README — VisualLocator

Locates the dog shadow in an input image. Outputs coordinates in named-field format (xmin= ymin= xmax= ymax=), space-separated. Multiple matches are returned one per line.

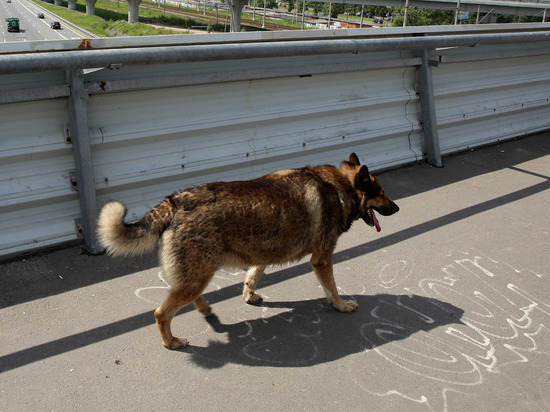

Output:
xmin=184 ymin=294 xmax=464 ymax=369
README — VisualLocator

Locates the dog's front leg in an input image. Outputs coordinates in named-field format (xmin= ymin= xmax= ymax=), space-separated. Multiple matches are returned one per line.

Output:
xmin=243 ymin=265 xmax=266 ymax=305
xmin=310 ymin=252 xmax=357 ymax=312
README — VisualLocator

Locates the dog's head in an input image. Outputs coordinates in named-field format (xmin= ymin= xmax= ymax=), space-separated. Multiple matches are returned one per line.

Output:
xmin=341 ymin=153 xmax=399 ymax=232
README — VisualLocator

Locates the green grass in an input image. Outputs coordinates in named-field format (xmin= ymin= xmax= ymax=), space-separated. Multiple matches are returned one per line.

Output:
xmin=33 ymin=0 xmax=110 ymax=36
xmin=31 ymin=0 xmax=380 ymax=38
xmin=31 ymin=0 xmax=210 ymax=36
xmin=32 ymin=0 xmax=304 ymax=37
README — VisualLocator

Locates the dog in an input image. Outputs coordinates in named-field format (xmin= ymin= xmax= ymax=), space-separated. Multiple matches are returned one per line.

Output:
xmin=97 ymin=153 xmax=399 ymax=349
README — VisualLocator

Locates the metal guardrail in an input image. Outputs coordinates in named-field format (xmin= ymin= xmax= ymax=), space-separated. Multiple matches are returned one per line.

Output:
xmin=1 ymin=25 xmax=550 ymax=259
xmin=1 ymin=30 xmax=549 ymax=74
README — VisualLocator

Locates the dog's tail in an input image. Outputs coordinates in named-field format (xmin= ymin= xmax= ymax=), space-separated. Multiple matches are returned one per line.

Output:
xmin=97 ymin=198 xmax=176 ymax=257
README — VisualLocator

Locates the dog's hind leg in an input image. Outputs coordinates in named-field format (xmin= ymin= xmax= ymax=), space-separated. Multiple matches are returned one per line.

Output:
xmin=310 ymin=252 xmax=358 ymax=313
xmin=193 ymin=296 xmax=212 ymax=316
xmin=243 ymin=265 xmax=266 ymax=305
xmin=154 ymin=276 xmax=215 ymax=349
xmin=154 ymin=289 xmax=194 ymax=349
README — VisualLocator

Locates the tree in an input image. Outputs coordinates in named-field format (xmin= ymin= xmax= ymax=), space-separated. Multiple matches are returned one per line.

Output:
xmin=392 ymin=7 xmax=454 ymax=26
xmin=248 ymin=0 xmax=277 ymax=9
xmin=287 ymin=0 xmax=295 ymax=13
xmin=495 ymin=13 xmax=540 ymax=23
xmin=322 ymin=2 xmax=345 ymax=18
xmin=308 ymin=1 xmax=323 ymax=15
xmin=370 ymin=6 xmax=390 ymax=18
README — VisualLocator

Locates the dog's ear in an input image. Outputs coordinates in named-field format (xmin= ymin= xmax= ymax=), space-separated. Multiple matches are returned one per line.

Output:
xmin=349 ymin=153 xmax=361 ymax=166
xmin=355 ymin=165 xmax=371 ymax=188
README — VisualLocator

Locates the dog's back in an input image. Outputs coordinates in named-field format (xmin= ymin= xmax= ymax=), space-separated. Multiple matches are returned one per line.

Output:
xmin=162 ymin=165 xmax=356 ymax=269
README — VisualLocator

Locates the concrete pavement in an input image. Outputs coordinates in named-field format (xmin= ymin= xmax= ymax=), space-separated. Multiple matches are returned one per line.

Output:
xmin=1 ymin=132 xmax=549 ymax=411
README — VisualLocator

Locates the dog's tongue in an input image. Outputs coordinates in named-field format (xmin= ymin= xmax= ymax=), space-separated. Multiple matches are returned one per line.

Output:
xmin=369 ymin=208 xmax=381 ymax=232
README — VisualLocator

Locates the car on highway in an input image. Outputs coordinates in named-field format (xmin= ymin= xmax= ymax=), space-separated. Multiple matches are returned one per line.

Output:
xmin=37 ymin=13 xmax=44 ymax=18
xmin=50 ymin=21 xmax=61 ymax=29
xmin=6 ymin=17 xmax=20 ymax=32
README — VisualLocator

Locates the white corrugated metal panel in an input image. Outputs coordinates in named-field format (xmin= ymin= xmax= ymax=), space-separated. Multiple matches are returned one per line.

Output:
xmin=0 ymin=71 xmax=66 ymax=92
xmin=433 ymin=50 xmax=550 ymax=154
xmin=89 ymin=56 xmax=422 ymax=220
xmin=2 ymin=27 xmax=550 ymax=259
xmin=0 ymin=93 xmax=80 ymax=257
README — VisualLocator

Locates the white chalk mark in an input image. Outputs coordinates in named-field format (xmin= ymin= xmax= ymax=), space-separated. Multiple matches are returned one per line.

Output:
xmin=374 ymin=257 xmax=414 ymax=289
xmin=131 ymin=249 xmax=548 ymax=410
xmin=134 ymin=270 xmax=170 ymax=304
xmin=243 ymin=335 xmax=319 ymax=365
xmin=353 ymin=250 xmax=549 ymax=410
xmin=237 ymin=320 xmax=255 ymax=341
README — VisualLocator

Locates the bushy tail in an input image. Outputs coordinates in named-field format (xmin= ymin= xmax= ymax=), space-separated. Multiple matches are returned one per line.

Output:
xmin=97 ymin=198 xmax=175 ymax=257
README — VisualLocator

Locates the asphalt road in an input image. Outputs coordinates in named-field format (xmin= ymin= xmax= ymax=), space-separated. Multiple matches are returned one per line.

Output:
xmin=1 ymin=132 xmax=549 ymax=411
xmin=1 ymin=0 xmax=84 ymax=42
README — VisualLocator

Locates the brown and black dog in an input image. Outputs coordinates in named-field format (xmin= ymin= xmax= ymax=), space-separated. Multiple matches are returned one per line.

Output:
xmin=97 ymin=153 xmax=399 ymax=349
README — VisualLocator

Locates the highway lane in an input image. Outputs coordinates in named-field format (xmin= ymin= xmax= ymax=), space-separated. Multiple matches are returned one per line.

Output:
xmin=1 ymin=0 xmax=85 ymax=42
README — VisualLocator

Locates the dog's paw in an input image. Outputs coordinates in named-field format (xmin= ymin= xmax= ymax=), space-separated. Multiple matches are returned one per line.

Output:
xmin=195 ymin=302 xmax=212 ymax=316
xmin=244 ymin=292 xmax=263 ymax=305
xmin=334 ymin=299 xmax=358 ymax=313
xmin=164 ymin=336 xmax=189 ymax=350
xmin=201 ymin=306 xmax=213 ymax=317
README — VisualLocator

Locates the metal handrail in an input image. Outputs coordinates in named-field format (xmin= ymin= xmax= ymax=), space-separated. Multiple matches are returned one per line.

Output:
xmin=1 ymin=30 xmax=549 ymax=74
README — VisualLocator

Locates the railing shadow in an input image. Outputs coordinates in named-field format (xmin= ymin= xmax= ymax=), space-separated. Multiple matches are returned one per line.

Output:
xmin=0 ymin=293 xmax=463 ymax=373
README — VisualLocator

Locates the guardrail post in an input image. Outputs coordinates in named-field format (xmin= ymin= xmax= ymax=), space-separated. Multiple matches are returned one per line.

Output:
xmin=66 ymin=69 xmax=102 ymax=254
xmin=417 ymin=48 xmax=443 ymax=167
